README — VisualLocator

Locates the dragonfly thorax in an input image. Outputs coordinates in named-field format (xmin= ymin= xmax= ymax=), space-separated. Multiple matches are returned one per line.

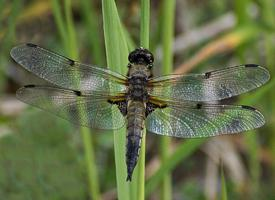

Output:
xmin=128 ymin=73 xmax=149 ymax=101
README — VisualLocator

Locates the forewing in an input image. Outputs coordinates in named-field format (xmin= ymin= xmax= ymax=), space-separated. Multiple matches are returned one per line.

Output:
xmin=16 ymin=85 xmax=125 ymax=129
xmin=149 ymin=65 xmax=270 ymax=101
xmin=145 ymin=101 xmax=265 ymax=138
xmin=11 ymin=43 xmax=127 ymax=93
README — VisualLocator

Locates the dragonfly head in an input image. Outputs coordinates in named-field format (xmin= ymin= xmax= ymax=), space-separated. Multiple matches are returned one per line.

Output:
xmin=128 ymin=47 xmax=154 ymax=68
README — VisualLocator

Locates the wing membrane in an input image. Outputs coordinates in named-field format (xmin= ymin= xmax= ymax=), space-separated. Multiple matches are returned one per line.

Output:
xmin=149 ymin=65 xmax=270 ymax=101
xmin=16 ymin=85 xmax=125 ymax=129
xmin=11 ymin=43 xmax=127 ymax=93
xmin=145 ymin=101 xmax=265 ymax=138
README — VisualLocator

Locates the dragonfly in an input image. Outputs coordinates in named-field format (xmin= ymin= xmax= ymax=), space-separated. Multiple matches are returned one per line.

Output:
xmin=10 ymin=43 xmax=270 ymax=181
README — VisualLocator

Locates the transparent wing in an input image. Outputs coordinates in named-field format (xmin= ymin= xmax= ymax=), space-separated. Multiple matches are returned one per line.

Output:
xmin=16 ymin=85 xmax=126 ymax=129
xmin=11 ymin=43 xmax=127 ymax=93
xmin=145 ymin=101 xmax=265 ymax=138
xmin=149 ymin=65 xmax=270 ymax=101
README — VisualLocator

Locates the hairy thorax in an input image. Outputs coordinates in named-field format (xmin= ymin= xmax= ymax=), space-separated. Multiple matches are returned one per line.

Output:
xmin=127 ymin=64 xmax=151 ymax=102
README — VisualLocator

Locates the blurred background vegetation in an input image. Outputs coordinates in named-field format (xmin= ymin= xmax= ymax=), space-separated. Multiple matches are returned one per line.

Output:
xmin=0 ymin=0 xmax=275 ymax=199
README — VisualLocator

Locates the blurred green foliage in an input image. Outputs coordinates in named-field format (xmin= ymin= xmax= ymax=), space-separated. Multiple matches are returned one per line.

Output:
xmin=0 ymin=110 xmax=87 ymax=199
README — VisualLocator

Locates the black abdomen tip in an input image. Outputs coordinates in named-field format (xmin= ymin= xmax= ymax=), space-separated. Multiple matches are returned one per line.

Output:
xmin=126 ymin=175 xmax=132 ymax=181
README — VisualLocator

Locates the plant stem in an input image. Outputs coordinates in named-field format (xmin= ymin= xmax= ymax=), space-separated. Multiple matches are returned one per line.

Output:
xmin=160 ymin=0 xmax=176 ymax=199
xmin=234 ymin=0 xmax=251 ymax=62
xmin=140 ymin=0 xmax=150 ymax=48
xmin=80 ymin=0 xmax=105 ymax=65
xmin=64 ymin=0 xmax=78 ymax=58
xmin=51 ymin=1 xmax=101 ymax=199
xmin=102 ymin=1 xmax=130 ymax=199
xmin=51 ymin=0 xmax=68 ymax=53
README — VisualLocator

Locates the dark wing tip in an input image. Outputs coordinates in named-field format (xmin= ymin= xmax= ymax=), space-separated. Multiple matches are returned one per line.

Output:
xmin=241 ymin=105 xmax=256 ymax=111
xmin=24 ymin=84 xmax=36 ymax=88
xmin=244 ymin=64 xmax=259 ymax=68
xmin=196 ymin=103 xmax=202 ymax=109
xmin=73 ymin=90 xmax=82 ymax=96
xmin=204 ymin=72 xmax=211 ymax=79
xmin=68 ymin=58 xmax=75 ymax=66
xmin=26 ymin=43 xmax=38 ymax=47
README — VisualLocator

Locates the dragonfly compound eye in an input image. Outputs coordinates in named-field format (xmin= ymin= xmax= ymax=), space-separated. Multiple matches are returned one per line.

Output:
xmin=128 ymin=47 xmax=154 ymax=66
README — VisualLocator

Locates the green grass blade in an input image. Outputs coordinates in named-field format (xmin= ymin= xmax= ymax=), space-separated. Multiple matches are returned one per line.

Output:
xmin=51 ymin=1 xmax=101 ymax=199
xmin=64 ymin=0 xmax=78 ymax=59
xmin=159 ymin=0 xmax=176 ymax=199
xmin=140 ymin=0 xmax=150 ymax=48
xmin=51 ymin=0 xmax=68 ymax=53
xmin=161 ymin=0 xmax=176 ymax=75
xmin=102 ymin=1 xmax=130 ymax=200
xmin=234 ymin=0 xmax=251 ymax=25
xmin=123 ymin=25 xmax=136 ymax=51
xmin=234 ymin=0 xmax=251 ymax=62
xmin=80 ymin=0 xmax=105 ymax=65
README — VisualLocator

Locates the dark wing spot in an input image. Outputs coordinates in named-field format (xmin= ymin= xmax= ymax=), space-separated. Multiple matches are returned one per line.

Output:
xmin=68 ymin=59 xmax=75 ymax=66
xmin=244 ymin=64 xmax=258 ymax=68
xmin=241 ymin=105 xmax=256 ymax=111
xmin=159 ymin=104 xmax=167 ymax=109
xmin=24 ymin=84 xmax=36 ymax=88
xmin=204 ymin=72 xmax=211 ymax=79
xmin=107 ymin=99 xmax=114 ymax=104
xmin=73 ymin=90 xmax=82 ymax=96
xmin=26 ymin=43 xmax=37 ymax=47
xmin=196 ymin=103 xmax=202 ymax=109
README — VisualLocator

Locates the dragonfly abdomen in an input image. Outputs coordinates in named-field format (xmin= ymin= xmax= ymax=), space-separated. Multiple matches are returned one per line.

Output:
xmin=126 ymin=100 xmax=146 ymax=181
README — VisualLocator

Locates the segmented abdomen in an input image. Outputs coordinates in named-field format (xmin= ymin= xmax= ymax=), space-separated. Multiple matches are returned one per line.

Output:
xmin=126 ymin=100 xmax=146 ymax=181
